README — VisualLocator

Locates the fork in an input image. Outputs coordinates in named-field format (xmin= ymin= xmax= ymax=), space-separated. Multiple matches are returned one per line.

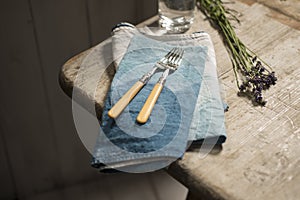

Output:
xmin=136 ymin=48 xmax=184 ymax=123
xmin=108 ymin=48 xmax=182 ymax=119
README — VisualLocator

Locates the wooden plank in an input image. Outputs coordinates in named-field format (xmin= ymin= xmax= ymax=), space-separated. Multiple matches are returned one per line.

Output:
xmin=59 ymin=0 xmax=300 ymax=199
xmin=87 ymin=0 xmax=157 ymax=45
xmin=0 ymin=130 xmax=16 ymax=199
xmin=168 ymin=2 xmax=300 ymax=200
xmin=59 ymin=18 xmax=158 ymax=116
xmin=87 ymin=0 xmax=138 ymax=45
xmin=30 ymin=0 xmax=98 ymax=188
xmin=256 ymin=0 xmax=300 ymax=21
xmin=136 ymin=0 xmax=158 ymax=22
xmin=0 ymin=0 xmax=62 ymax=197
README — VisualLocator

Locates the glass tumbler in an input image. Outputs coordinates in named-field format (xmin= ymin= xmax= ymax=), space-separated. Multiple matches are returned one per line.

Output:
xmin=158 ymin=0 xmax=196 ymax=33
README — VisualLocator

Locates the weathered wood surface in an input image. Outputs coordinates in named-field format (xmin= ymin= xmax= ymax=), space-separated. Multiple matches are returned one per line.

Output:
xmin=256 ymin=0 xmax=300 ymax=22
xmin=59 ymin=15 xmax=159 ymax=116
xmin=60 ymin=1 xmax=300 ymax=199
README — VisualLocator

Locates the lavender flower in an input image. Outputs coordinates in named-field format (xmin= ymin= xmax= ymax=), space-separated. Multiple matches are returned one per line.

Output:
xmin=197 ymin=0 xmax=277 ymax=105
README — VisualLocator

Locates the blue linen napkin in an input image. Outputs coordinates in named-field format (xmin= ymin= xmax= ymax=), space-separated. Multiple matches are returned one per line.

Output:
xmin=91 ymin=24 xmax=227 ymax=172
xmin=111 ymin=23 xmax=227 ymax=143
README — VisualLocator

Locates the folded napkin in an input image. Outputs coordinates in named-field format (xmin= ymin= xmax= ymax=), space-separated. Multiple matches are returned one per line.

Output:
xmin=91 ymin=23 xmax=226 ymax=172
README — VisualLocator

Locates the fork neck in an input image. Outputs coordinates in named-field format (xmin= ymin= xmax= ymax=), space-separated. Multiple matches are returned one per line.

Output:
xmin=139 ymin=67 xmax=158 ymax=84
xmin=157 ymin=68 xmax=170 ymax=85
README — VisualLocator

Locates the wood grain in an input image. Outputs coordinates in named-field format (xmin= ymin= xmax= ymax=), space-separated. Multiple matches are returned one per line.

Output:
xmin=59 ymin=1 xmax=300 ymax=199
xmin=0 ymin=0 xmax=61 ymax=197
xmin=256 ymin=0 xmax=300 ymax=21
xmin=169 ymin=2 xmax=300 ymax=200
xmin=30 ymin=0 xmax=99 ymax=189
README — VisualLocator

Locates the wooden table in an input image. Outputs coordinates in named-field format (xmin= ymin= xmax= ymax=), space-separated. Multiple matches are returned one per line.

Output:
xmin=60 ymin=1 xmax=300 ymax=199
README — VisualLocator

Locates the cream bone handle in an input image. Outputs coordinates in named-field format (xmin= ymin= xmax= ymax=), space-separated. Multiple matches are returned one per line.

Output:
xmin=136 ymin=69 xmax=169 ymax=124
xmin=108 ymin=81 xmax=144 ymax=119
xmin=136 ymin=83 xmax=164 ymax=124
xmin=108 ymin=67 xmax=158 ymax=119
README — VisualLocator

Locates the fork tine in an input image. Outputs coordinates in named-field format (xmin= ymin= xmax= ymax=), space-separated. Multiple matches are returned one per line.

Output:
xmin=159 ymin=47 xmax=184 ymax=68
xmin=177 ymin=49 xmax=184 ymax=66
xmin=167 ymin=48 xmax=178 ymax=61
xmin=160 ymin=47 xmax=178 ymax=63
xmin=169 ymin=48 xmax=183 ymax=68
xmin=173 ymin=49 xmax=182 ymax=64
xmin=164 ymin=48 xmax=176 ymax=59
xmin=169 ymin=48 xmax=180 ymax=64
xmin=176 ymin=49 xmax=184 ymax=65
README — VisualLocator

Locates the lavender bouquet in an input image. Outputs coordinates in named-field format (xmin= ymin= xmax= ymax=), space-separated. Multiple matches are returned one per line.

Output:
xmin=197 ymin=0 xmax=277 ymax=105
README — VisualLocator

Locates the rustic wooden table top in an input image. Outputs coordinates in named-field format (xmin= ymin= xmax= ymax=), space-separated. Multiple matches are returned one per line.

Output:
xmin=60 ymin=0 xmax=300 ymax=199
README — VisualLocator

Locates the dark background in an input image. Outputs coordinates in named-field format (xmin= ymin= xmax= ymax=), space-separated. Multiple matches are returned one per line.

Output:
xmin=0 ymin=0 xmax=157 ymax=199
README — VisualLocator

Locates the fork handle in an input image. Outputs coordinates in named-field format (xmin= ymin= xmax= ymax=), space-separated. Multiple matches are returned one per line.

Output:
xmin=108 ymin=81 xmax=144 ymax=119
xmin=136 ymin=83 xmax=163 ymax=124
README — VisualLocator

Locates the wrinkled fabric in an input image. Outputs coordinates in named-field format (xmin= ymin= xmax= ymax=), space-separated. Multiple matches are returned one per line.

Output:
xmin=92 ymin=23 xmax=226 ymax=171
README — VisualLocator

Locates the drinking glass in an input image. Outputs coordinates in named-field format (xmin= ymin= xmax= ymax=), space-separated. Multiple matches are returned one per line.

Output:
xmin=158 ymin=0 xmax=196 ymax=33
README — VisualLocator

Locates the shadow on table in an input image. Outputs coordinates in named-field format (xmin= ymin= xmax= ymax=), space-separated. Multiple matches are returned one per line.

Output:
xmin=186 ymin=139 xmax=223 ymax=155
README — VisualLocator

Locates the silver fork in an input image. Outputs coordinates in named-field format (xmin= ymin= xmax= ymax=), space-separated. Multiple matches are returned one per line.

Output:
xmin=108 ymin=47 xmax=183 ymax=119
xmin=136 ymin=48 xmax=184 ymax=123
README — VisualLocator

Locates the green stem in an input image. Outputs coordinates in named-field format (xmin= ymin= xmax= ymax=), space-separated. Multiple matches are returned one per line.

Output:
xmin=197 ymin=0 xmax=277 ymax=106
